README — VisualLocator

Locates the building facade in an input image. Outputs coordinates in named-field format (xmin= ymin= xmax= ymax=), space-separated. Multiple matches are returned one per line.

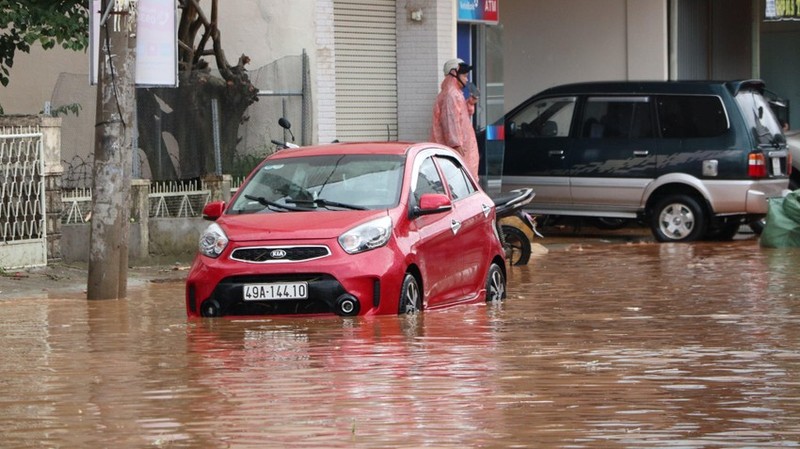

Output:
xmin=0 ymin=0 xmax=796 ymax=172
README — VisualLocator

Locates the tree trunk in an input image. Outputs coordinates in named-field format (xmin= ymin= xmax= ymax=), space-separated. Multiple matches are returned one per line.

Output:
xmin=87 ymin=2 xmax=136 ymax=300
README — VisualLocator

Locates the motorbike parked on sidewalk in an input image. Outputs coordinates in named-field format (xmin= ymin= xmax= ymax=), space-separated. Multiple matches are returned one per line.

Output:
xmin=491 ymin=188 xmax=541 ymax=266
xmin=271 ymin=117 xmax=301 ymax=149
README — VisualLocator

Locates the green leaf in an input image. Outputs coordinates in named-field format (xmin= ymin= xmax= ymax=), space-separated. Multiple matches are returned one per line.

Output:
xmin=0 ymin=1 xmax=89 ymax=86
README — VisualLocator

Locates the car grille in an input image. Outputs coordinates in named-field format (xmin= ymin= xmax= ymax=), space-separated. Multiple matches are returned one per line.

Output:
xmin=212 ymin=274 xmax=344 ymax=315
xmin=230 ymin=245 xmax=331 ymax=263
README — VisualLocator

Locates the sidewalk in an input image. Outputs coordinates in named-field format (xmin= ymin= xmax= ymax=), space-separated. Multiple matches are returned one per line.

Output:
xmin=0 ymin=260 xmax=190 ymax=299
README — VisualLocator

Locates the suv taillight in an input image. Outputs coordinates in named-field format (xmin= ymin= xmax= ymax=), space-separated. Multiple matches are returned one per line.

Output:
xmin=748 ymin=152 xmax=767 ymax=178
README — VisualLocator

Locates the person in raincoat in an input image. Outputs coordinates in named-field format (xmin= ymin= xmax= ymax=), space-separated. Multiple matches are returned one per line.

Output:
xmin=431 ymin=58 xmax=480 ymax=179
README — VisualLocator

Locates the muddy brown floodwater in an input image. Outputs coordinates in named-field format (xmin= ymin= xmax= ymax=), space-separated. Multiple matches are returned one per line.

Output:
xmin=2 ymin=232 xmax=800 ymax=448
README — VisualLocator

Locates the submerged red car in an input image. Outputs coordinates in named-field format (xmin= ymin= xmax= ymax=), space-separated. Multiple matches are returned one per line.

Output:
xmin=185 ymin=141 xmax=507 ymax=318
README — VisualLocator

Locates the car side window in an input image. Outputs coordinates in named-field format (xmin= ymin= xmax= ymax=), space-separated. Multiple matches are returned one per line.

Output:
xmin=657 ymin=95 xmax=728 ymax=138
xmin=580 ymin=96 xmax=653 ymax=139
xmin=436 ymin=156 xmax=475 ymax=201
xmin=413 ymin=157 xmax=446 ymax=203
xmin=509 ymin=96 xmax=576 ymax=138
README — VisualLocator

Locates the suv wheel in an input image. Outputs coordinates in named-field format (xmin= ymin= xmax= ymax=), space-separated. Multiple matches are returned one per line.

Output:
xmin=650 ymin=194 xmax=707 ymax=242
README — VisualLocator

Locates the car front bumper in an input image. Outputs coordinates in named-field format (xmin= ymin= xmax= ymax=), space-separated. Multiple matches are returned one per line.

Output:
xmin=185 ymin=242 xmax=406 ymax=318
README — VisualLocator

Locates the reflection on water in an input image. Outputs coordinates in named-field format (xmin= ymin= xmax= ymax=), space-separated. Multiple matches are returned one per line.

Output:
xmin=2 ymin=239 xmax=800 ymax=448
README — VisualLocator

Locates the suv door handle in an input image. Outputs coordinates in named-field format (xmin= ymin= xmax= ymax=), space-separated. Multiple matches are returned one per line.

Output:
xmin=548 ymin=150 xmax=565 ymax=157
xmin=633 ymin=150 xmax=649 ymax=157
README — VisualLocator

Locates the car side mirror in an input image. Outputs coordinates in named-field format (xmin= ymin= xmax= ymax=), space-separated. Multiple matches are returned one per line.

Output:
xmin=202 ymin=201 xmax=226 ymax=221
xmin=412 ymin=193 xmax=452 ymax=216
xmin=508 ymin=121 xmax=517 ymax=136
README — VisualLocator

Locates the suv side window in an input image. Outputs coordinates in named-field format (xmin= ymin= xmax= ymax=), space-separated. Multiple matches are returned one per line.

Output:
xmin=509 ymin=96 xmax=576 ymax=138
xmin=656 ymin=95 xmax=728 ymax=138
xmin=436 ymin=156 xmax=475 ymax=201
xmin=580 ymin=97 xmax=653 ymax=139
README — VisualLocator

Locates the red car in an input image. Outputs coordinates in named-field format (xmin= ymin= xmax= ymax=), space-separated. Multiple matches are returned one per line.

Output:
xmin=185 ymin=141 xmax=507 ymax=318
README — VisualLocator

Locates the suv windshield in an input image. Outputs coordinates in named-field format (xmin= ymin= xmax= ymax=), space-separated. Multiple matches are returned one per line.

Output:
xmin=230 ymin=154 xmax=405 ymax=214
xmin=735 ymin=88 xmax=786 ymax=146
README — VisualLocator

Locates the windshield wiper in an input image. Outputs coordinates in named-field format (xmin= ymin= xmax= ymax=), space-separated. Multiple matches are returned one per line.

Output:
xmin=287 ymin=198 xmax=367 ymax=210
xmin=244 ymin=194 xmax=311 ymax=212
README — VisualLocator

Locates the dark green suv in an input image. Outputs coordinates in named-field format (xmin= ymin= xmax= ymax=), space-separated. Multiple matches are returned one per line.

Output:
xmin=500 ymin=80 xmax=791 ymax=242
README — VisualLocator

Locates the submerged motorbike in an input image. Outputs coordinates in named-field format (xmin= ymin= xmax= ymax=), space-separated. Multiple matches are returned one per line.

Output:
xmin=491 ymin=188 xmax=542 ymax=266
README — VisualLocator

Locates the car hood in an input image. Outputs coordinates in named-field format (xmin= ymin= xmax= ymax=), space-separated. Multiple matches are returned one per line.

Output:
xmin=217 ymin=209 xmax=392 ymax=242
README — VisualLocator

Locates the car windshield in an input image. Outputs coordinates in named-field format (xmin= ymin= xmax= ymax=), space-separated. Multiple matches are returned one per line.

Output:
xmin=229 ymin=154 xmax=405 ymax=214
xmin=735 ymin=88 xmax=786 ymax=146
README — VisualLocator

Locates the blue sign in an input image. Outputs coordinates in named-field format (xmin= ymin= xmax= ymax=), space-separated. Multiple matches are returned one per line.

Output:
xmin=457 ymin=0 xmax=499 ymax=24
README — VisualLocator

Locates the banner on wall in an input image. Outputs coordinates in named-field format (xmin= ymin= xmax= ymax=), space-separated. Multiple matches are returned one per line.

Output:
xmin=90 ymin=0 xmax=178 ymax=86
xmin=765 ymin=0 xmax=800 ymax=21
xmin=457 ymin=0 xmax=499 ymax=24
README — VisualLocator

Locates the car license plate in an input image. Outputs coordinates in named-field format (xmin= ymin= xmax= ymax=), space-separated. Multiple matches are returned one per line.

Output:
xmin=243 ymin=282 xmax=308 ymax=301
xmin=772 ymin=157 xmax=781 ymax=175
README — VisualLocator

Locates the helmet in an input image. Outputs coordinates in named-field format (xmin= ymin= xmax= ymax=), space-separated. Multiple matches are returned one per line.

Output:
xmin=443 ymin=58 xmax=472 ymax=75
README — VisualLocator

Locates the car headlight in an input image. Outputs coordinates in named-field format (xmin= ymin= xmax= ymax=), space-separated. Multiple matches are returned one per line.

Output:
xmin=339 ymin=216 xmax=392 ymax=254
xmin=199 ymin=223 xmax=229 ymax=258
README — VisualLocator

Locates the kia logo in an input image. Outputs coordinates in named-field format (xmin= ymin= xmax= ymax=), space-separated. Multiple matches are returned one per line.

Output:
xmin=270 ymin=249 xmax=287 ymax=258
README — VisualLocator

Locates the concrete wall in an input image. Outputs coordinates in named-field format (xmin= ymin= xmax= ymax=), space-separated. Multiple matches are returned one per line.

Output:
xmin=761 ymin=8 xmax=800 ymax=130
xmin=0 ymin=47 xmax=85 ymax=115
xmin=502 ymin=0 xmax=668 ymax=111
xmin=62 ymin=218 xmax=207 ymax=264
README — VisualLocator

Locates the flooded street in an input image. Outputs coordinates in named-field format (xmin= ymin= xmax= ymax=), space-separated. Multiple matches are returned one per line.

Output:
xmin=3 ymin=234 xmax=800 ymax=448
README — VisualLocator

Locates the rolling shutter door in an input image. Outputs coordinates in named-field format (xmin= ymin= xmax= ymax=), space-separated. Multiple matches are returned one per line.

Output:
xmin=334 ymin=0 xmax=398 ymax=141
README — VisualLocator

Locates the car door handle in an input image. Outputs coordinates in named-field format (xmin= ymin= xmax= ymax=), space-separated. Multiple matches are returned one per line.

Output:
xmin=633 ymin=150 xmax=649 ymax=157
xmin=450 ymin=219 xmax=461 ymax=235
xmin=548 ymin=150 xmax=565 ymax=158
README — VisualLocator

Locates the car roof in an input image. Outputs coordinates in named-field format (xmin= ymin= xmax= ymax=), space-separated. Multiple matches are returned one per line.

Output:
xmin=267 ymin=141 xmax=448 ymax=159
xmin=534 ymin=79 xmax=766 ymax=97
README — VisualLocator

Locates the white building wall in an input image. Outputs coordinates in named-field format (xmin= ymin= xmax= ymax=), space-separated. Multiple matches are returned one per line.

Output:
xmin=316 ymin=0 xmax=337 ymax=144
xmin=396 ymin=0 xmax=456 ymax=141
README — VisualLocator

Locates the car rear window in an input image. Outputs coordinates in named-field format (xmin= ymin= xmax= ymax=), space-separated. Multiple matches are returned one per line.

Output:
xmin=734 ymin=88 xmax=786 ymax=146
xmin=656 ymin=95 xmax=728 ymax=138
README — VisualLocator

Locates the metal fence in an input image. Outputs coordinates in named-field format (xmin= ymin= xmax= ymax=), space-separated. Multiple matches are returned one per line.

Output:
xmin=60 ymin=178 xmax=244 ymax=224
xmin=0 ymin=130 xmax=47 ymax=267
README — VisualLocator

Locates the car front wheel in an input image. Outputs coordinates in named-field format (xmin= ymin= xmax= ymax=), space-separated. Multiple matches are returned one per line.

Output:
xmin=485 ymin=262 xmax=506 ymax=302
xmin=650 ymin=194 xmax=707 ymax=242
xmin=398 ymin=273 xmax=422 ymax=314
